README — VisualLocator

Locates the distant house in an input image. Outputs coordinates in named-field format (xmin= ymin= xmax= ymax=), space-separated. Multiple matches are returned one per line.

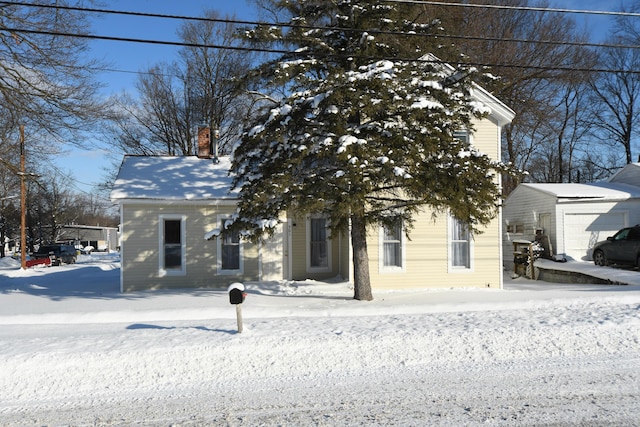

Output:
xmin=110 ymin=86 xmax=514 ymax=292
xmin=502 ymin=163 xmax=640 ymax=267
xmin=56 ymin=225 xmax=119 ymax=252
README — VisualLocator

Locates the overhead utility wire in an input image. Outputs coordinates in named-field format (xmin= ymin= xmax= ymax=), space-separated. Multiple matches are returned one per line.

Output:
xmin=3 ymin=0 xmax=640 ymax=52
xmin=5 ymin=26 xmax=640 ymax=76
xmin=6 ymin=0 xmax=640 ymax=20
xmin=385 ymin=0 xmax=640 ymax=18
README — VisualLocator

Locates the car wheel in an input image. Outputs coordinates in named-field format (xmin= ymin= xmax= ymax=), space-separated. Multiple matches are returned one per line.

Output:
xmin=593 ymin=250 xmax=607 ymax=266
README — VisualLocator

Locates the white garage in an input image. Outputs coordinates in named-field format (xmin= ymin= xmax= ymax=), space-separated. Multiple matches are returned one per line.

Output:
xmin=563 ymin=212 xmax=627 ymax=261
xmin=503 ymin=169 xmax=640 ymax=268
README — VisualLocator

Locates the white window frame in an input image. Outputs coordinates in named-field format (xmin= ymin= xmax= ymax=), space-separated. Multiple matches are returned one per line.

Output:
xmin=159 ymin=214 xmax=186 ymax=277
xmin=454 ymin=129 xmax=470 ymax=144
xmin=217 ymin=215 xmax=243 ymax=275
xmin=307 ymin=216 xmax=331 ymax=273
xmin=379 ymin=220 xmax=406 ymax=273
xmin=448 ymin=214 xmax=474 ymax=273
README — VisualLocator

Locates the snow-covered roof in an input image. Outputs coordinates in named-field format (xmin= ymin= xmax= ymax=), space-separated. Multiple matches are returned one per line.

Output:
xmin=110 ymin=155 xmax=236 ymax=202
xmin=606 ymin=162 xmax=640 ymax=185
xmin=520 ymin=181 xmax=640 ymax=201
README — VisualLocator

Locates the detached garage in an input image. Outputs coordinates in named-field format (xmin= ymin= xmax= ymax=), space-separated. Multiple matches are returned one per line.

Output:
xmin=503 ymin=181 xmax=640 ymax=267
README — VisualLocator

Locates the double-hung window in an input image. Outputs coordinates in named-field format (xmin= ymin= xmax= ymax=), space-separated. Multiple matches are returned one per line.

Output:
xmin=218 ymin=217 xmax=242 ymax=273
xmin=449 ymin=215 xmax=473 ymax=271
xmin=454 ymin=130 xmax=469 ymax=144
xmin=380 ymin=220 xmax=405 ymax=272
xmin=160 ymin=215 xmax=186 ymax=275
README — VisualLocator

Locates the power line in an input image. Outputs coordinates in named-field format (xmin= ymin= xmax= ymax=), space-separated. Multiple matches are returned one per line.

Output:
xmin=3 ymin=1 xmax=640 ymax=76
xmin=3 ymin=0 xmax=638 ymax=53
xmin=6 ymin=25 xmax=640 ymax=76
xmin=385 ymin=0 xmax=640 ymax=18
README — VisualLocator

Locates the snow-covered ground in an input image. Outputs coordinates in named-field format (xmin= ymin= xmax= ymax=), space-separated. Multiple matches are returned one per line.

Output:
xmin=1 ymin=253 xmax=639 ymax=426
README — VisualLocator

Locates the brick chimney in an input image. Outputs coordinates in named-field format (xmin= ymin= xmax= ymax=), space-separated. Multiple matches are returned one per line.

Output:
xmin=197 ymin=126 xmax=211 ymax=158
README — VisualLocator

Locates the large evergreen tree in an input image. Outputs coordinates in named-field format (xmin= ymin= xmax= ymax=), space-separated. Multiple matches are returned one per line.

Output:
xmin=229 ymin=0 xmax=515 ymax=300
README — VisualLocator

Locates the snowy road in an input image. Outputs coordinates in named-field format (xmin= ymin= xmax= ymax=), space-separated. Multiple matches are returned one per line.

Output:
xmin=2 ymin=295 xmax=639 ymax=426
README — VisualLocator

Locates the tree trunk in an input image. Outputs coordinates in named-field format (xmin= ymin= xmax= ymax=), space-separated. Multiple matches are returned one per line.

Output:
xmin=350 ymin=213 xmax=373 ymax=301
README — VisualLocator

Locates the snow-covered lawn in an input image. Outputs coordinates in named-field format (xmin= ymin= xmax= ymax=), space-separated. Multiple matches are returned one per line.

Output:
xmin=1 ymin=253 xmax=639 ymax=426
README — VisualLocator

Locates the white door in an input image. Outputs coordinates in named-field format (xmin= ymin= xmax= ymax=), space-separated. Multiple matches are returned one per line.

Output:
xmin=563 ymin=212 xmax=627 ymax=261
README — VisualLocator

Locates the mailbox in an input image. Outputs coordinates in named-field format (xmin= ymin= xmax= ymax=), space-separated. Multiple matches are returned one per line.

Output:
xmin=229 ymin=288 xmax=246 ymax=304
xmin=228 ymin=282 xmax=246 ymax=305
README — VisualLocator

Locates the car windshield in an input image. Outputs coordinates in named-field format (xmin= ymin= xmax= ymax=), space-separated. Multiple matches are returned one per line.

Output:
xmin=613 ymin=229 xmax=631 ymax=241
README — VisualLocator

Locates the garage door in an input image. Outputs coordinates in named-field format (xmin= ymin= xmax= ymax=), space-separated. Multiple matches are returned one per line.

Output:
xmin=564 ymin=213 xmax=626 ymax=261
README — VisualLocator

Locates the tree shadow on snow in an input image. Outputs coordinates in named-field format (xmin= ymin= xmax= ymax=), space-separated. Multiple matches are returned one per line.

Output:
xmin=126 ymin=323 xmax=238 ymax=334
xmin=0 ymin=265 xmax=133 ymax=301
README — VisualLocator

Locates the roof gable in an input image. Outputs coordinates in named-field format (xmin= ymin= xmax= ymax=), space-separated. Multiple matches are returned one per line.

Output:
xmin=419 ymin=53 xmax=515 ymax=127
xmin=607 ymin=163 xmax=640 ymax=187
xmin=110 ymin=155 xmax=236 ymax=201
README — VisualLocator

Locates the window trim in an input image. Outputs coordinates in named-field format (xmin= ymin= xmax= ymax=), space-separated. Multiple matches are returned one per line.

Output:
xmin=217 ymin=215 xmax=243 ymax=275
xmin=453 ymin=129 xmax=470 ymax=144
xmin=159 ymin=214 xmax=186 ymax=277
xmin=379 ymin=220 xmax=406 ymax=273
xmin=306 ymin=216 xmax=331 ymax=273
xmin=448 ymin=214 xmax=474 ymax=273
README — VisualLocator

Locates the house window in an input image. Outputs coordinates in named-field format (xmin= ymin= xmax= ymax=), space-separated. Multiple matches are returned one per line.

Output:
xmin=449 ymin=215 xmax=473 ymax=271
xmin=454 ymin=130 xmax=469 ymax=144
xmin=506 ymin=223 xmax=524 ymax=234
xmin=380 ymin=220 xmax=405 ymax=271
xmin=160 ymin=215 xmax=186 ymax=275
xmin=308 ymin=217 xmax=330 ymax=272
xmin=218 ymin=217 xmax=243 ymax=274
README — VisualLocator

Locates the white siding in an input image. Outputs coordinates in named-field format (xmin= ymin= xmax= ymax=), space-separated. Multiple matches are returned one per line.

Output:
xmin=561 ymin=211 xmax=626 ymax=261
xmin=554 ymin=200 xmax=637 ymax=260
xmin=608 ymin=163 xmax=640 ymax=186
xmin=502 ymin=186 xmax=557 ymax=268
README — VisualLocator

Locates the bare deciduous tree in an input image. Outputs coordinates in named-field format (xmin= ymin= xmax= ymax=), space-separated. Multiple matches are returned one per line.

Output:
xmin=419 ymin=0 xmax=597 ymax=190
xmin=107 ymin=10 xmax=254 ymax=158
xmin=588 ymin=35 xmax=640 ymax=165
xmin=0 ymin=1 xmax=106 ymax=143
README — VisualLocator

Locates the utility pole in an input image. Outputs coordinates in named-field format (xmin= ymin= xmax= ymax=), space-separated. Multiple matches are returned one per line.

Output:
xmin=20 ymin=125 xmax=26 ymax=270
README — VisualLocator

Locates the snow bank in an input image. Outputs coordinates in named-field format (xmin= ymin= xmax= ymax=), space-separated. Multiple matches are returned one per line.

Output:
xmin=0 ymin=255 xmax=639 ymax=425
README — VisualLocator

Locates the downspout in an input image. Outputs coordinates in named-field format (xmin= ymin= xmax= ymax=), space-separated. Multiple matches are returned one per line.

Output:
xmin=287 ymin=218 xmax=293 ymax=280
xmin=497 ymin=125 xmax=504 ymax=290
xmin=119 ymin=203 xmax=124 ymax=293
xmin=258 ymin=239 xmax=262 ymax=283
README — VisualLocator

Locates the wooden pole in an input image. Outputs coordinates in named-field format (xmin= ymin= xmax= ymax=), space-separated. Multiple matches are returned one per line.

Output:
xmin=20 ymin=125 xmax=26 ymax=270
xmin=235 ymin=304 xmax=243 ymax=333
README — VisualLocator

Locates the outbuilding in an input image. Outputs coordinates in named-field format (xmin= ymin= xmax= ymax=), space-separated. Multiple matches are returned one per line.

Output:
xmin=503 ymin=166 xmax=640 ymax=267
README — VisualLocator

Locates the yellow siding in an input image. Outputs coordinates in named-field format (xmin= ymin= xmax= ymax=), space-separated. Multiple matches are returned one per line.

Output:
xmin=121 ymin=204 xmax=259 ymax=292
xmin=471 ymin=116 xmax=500 ymax=160
xmin=289 ymin=215 xmax=343 ymax=281
xmin=367 ymin=117 xmax=502 ymax=290
xmin=367 ymin=209 xmax=501 ymax=290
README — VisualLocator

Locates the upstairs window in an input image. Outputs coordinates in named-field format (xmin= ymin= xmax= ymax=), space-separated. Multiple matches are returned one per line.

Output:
xmin=453 ymin=130 xmax=469 ymax=144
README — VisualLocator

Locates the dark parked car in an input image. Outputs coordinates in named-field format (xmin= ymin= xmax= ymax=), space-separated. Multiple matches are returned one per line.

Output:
xmin=32 ymin=244 xmax=77 ymax=266
xmin=592 ymin=225 xmax=640 ymax=268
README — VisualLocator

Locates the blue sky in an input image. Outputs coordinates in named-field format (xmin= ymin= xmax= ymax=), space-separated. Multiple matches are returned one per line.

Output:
xmin=56 ymin=0 xmax=625 ymax=195
xmin=57 ymin=0 xmax=255 ymax=193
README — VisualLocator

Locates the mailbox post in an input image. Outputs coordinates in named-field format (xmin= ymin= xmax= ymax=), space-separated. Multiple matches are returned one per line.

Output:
xmin=228 ymin=283 xmax=246 ymax=333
